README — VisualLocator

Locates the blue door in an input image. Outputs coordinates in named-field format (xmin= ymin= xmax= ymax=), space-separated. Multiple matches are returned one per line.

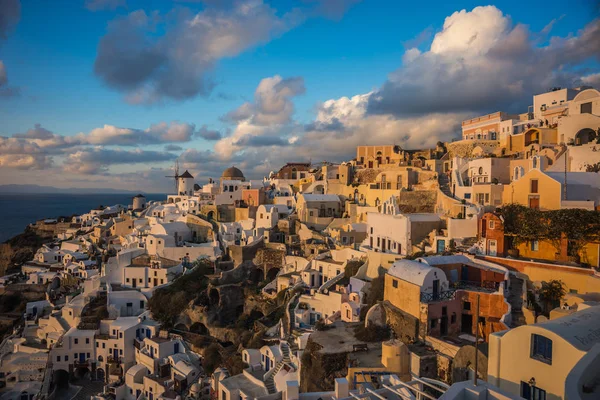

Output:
xmin=146 ymin=329 xmax=151 ymax=338
xmin=174 ymin=343 xmax=179 ymax=354
xmin=80 ymin=353 xmax=85 ymax=362
xmin=436 ymin=240 xmax=445 ymax=254
xmin=113 ymin=348 xmax=119 ymax=360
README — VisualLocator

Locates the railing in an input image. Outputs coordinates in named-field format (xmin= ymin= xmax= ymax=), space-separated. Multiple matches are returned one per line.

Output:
xmin=452 ymin=280 xmax=498 ymax=292
xmin=420 ymin=290 xmax=456 ymax=303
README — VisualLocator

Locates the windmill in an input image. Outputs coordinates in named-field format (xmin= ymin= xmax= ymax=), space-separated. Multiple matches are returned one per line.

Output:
xmin=165 ymin=160 xmax=180 ymax=194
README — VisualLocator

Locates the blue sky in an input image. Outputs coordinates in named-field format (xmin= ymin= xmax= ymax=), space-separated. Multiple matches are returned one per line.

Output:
xmin=0 ymin=0 xmax=599 ymax=191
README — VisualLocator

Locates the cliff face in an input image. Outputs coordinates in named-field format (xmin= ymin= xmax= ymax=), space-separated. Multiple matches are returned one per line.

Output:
xmin=0 ymin=228 xmax=49 ymax=275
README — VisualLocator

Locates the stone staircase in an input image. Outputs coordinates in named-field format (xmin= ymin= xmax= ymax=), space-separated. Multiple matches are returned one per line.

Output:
xmin=508 ymin=275 xmax=526 ymax=327
xmin=264 ymin=342 xmax=292 ymax=394
xmin=438 ymin=173 xmax=454 ymax=198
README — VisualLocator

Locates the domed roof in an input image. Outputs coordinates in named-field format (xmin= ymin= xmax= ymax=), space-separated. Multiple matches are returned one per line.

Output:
xmin=221 ymin=166 xmax=245 ymax=180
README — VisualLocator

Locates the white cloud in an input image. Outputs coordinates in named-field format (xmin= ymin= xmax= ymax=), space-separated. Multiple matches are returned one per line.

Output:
xmin=215 ymin=75 xmax=304 ymax=158
xmin=369 ymin=6 xmax=600 ymax=116
xmin=94 ymin=1 xmax=304 ymax=104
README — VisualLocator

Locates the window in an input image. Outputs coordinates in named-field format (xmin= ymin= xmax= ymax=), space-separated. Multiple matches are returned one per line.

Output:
xmin=119 ymin=332 xmax=123 ymax=338
xmin=451 ymin=314 xmax=456 ymax=324
xmin=531 ymin=240 xmax=539 ymax=251
xmin=392 ymin=279 xmax=398 ymax=288
xmin=65 ymin=355 xmax=68 ymax=361
xmin=489 ymin=220 xmax=495 ymax=229
xmin=531 ymin=334 xmax=552 ymax=364
xmin=102 ymin=343 xmax=105 ymax=349
xmin=430 ymin=319 xmax=437 ymax=329
xmin=521 ymin=381 xmax=546 ymax=400
xmin=581 ymin=102 xmax=592 ymax=114
xmin=464 ymin=301 xmax=471 ymax=311
xmin=126 ymin=278 xmax=130 ymax=283
xmin=530 ymin=179 xmax=539 ymax=194
xmin=74 ymin=339 xmax=78 ymax=344
xmin=57 ymin=356 xmax=61 ymax=362
xmin=86 ymin=338 xmax=90 ymax=344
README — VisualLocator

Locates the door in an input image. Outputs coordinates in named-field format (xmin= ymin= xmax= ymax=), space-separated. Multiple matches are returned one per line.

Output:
xmin=488 ymin=240 xmax=497 ymax=256
xmin=432 ymin=279 xmax=439 ymax=300
xmin=529 ymin=196 xmax=540 ymax=209
xmin=146 ymin=329 xmax=151 ymax=338
xmin=132 ymin=278 xmax=136 ymax=288
xmin=461 ymin=314 xmax=473 ymax=334
xmin=113 ymin=348 xmax=119 ymax=360
xmin=461 ymin=265 xmax=469 ymax=282
xmin=153 ymin=278 xmax=158 ymax=286
xmin=174 ymin=343 xmax=180 ymax=354
xmin=80 ymin=353 xmax=85 ymax=362
xmin=436 ymin=240 xmax=445 ymax=254
xmin=440 ymin=316 xmax=448 ymax=336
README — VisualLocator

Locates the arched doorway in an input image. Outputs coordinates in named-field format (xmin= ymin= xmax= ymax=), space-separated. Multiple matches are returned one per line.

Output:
xmin=265 ymin=267 xmax=280 ymax=282
xmin=207 ymin=211 xmax=215 ymax=220
xmin=52 ymin=369 xmax=69 ymax=390
xmin=209 ymin=288 xmax=220 ymax=305
xmin=574 ymin=128 xmax=596 ymax=145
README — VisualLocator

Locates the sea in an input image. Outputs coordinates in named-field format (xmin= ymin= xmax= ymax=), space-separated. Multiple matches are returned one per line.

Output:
xmin=0 ymin=193 xmax=166 ymax=243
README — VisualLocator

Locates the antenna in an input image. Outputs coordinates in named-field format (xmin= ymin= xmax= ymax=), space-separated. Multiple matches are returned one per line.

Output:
xmin=165 ymin=160 xmax=180 ymax=194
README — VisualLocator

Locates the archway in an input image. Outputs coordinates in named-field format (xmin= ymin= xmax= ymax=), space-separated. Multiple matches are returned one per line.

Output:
xmin=314 ymin=184 xmax=325 ymax=194
xmin=98 ymin=355 xmax=103 ymax=362
xmin=209 ymin=288 xmax=220 ymax=305
xmin=524 ymin=129 xmax=540 ymax=146
xmin=207 ymin=211 xmax=215 ymax=220
xmin=168 ymin=198 xmax=174 ymax=204
xmin=265 ymin=267 xmax=280 ymax=282
xmin=52 ymin=369 xmax=69 ymax=390
xmin=190 ymin=322 xmax=208 ymax=335
xmin=574 ymin=128 xmax=596 ymax=145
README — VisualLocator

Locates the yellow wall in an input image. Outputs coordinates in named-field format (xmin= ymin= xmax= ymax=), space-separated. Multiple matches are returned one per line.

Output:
xmin=502 ymin=169 xmax=561 ymax=210
xmin=517 ymin=241 xmax=600 ymax=269
xmin=520 ymin=264 xmax=600 ymax=294
xmin=517 ymin=240 xmax=559 ymax=261
xmin=488 ymin=326 xmax=585 ymax=399
xmin=383 ymin=274 xmax=421 ymax=318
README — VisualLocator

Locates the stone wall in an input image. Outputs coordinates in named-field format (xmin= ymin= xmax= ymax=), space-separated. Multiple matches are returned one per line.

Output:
xmin=382 ymin=301 xmax=419 ymax=344
xmin=397 ymin=190 xmax=437 ymax=213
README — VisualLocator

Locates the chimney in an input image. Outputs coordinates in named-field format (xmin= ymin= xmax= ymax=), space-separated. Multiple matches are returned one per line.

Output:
xmin=335 ymin=378 xmax=349 ymax=399
xmin=285 ymin=381 xmax=299 ymax=400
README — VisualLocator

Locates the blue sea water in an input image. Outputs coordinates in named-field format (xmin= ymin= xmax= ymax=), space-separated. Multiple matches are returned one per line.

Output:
xmin=0 ymin=193 xmax=166 ymax=243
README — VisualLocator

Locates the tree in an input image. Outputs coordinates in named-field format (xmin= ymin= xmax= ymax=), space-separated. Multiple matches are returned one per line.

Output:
xmin=538 ymin=280 xmax=566 ymax=314
xmin=202 ymin=344 xmax=223 ymax=375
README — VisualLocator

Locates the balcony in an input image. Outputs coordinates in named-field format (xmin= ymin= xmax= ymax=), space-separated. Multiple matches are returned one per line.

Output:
xmin=420 ymin=290 xmax=456 ymax=303
xmin=420 ymin=281 xmax=498 ymax=303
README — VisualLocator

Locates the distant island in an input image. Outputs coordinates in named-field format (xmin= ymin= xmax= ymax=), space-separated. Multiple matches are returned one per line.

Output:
xmin=0 ymin=184 xmax=156 ymax=195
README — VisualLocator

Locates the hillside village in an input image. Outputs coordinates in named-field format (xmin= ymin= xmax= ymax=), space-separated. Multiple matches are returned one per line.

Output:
xmin=1 ymin=86 xmax=600 ymax=400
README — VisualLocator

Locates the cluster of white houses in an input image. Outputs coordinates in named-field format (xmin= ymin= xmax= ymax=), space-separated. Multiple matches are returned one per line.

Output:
xmin=0 ymin=85 xmax=599 ymax=400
